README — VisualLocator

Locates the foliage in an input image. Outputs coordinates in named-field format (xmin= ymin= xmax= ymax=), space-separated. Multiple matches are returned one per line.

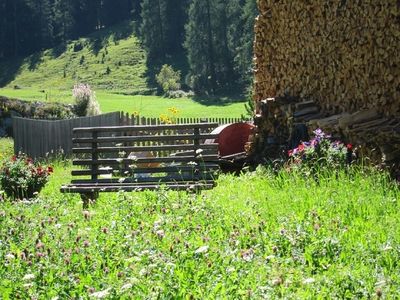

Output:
xmin=0 ymin=163 xmax=399 ymax=297
xmin=33 ymin=103 xmax=75 ymax=120
xmin=288 ymin=128 xmax=353 ymax=173
xmin=155 ymin=65 xmax=181 ymax=94
xmin=72 ymin=83 xmax=101 ymax=116
xmin=0 ymin=138 xmax=14 ymax=162
xmin=0 ymin=154 xmax=53 ymax=200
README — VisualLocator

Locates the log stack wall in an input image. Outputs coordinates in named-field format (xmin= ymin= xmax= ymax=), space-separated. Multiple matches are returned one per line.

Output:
xmin=251 ymin=0 xmax=400 ymax=171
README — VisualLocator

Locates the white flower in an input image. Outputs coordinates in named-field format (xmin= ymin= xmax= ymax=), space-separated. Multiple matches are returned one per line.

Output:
xmin=195 ymin=149 xmax=203 ymax=154
xmin=118 ymin=178 xmax=125 ymax=183
xmin=5 ymin=253 xmax=15 ymax=261
xmin=90 ymin=288 xmax=111 ymax=299
xmin=23 ymin=274 xmax=35 ymax=281
xmin=187 ymin=161 xmax=197 ymax=166
xmin=194 ymin=245 xmax=209 ymax=254
xmin=120 ymin=283 xmax=132 ymax=292
xmin=303 ymin=278 xmax=316 ymax=284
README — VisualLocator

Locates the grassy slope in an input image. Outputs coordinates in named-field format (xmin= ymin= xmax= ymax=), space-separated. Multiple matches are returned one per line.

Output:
xmin=0 ymin=23 xmax=247 ymax=118
xmin=0 ymin=161 xmax=399 ymax=298
xmin=0 ymin=23 xmax=148 ymax=94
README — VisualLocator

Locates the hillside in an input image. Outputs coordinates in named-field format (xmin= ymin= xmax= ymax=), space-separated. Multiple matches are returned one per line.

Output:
xmin=0 ymin=23 xmax=149 ymax=94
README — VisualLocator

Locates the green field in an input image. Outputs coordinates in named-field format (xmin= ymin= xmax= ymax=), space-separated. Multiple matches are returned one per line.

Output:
xmin=0 ymin=22 xmax=247 ymax=118
xmin=0 ymin=88 xmax=247 ymax=118
xmin=0 ymin=150 xmax=399 ymax=298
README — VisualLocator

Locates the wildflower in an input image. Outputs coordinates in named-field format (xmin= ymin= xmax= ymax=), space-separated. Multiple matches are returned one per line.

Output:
xmin=298 ymin=144 xmax=305 ymax=152
xmin=5 ymin=253 xmax=15 ymax=261
xmin=346 ymin=143 xmax=353 ymax=150
xmin=120 ymin=283 xmax=133 ymax=292
xmin=194 ymin=245 xmax=209 ymax=254
xmin=241 ymin=249 xmax=254 ymax=262
xmin=155 ymin=230 xmax=165 ymax=239
xmin=90 ymin=288 xmax=111 ymax=299
xmin=23 ymin=274 xmax=35 ymax=281
xmin=83 ymin=210 xmax=90 ymax=220
xmin=195 ymin=148 xmax=203 ymax=155
xmin=303 ymin=278 xmax=315 ymax=284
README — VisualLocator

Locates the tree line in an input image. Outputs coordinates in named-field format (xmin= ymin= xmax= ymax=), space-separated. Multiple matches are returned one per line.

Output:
xmin=0 ymin=0 xmax=257 ymax=94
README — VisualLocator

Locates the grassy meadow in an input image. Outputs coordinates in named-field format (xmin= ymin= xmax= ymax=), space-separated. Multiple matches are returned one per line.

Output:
xmin=0 ymin=138 xmax=399 ymax=298
xmin=0 ymin=22 xmax=247 ymax=118
xmin=0 ymin=88 xmax=247 ymax=118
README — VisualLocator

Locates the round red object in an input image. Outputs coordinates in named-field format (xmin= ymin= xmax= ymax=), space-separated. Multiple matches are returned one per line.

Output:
xmin=208 ymin=122 xmax=254 ymax=157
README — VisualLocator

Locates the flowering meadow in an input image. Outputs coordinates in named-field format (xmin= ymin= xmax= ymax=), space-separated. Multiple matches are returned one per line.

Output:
xmin=0 ymin=156 xmax=399 ymax=298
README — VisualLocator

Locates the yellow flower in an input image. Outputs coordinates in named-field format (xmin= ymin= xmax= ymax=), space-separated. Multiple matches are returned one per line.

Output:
xmin=132 ymin=111 xmax=140 ymax=117
xmin=168 ymin=107 xmax=179 ymax=115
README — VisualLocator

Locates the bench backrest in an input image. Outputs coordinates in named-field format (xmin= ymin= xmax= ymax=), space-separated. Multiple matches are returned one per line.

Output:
xmin=71 ymin=123 xmax=220 ymax=185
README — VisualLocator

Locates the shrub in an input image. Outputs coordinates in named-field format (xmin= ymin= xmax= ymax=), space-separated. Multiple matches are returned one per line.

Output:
xmin=72 ymin=83 xmax=101 ymax=116
xmin=288 ymin=128 xmax=353 ymax=172
xmin=156 ymin=65 xmax=181 ymax=94
xmin=0 ymin=154 xmax=53 ymax=200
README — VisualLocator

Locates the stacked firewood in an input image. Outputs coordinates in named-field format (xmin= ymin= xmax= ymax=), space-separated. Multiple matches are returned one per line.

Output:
xmin=250 ymin=0 xmax=400 ymax=169
xmin=249 ymin=98 xmax=400 ymax=170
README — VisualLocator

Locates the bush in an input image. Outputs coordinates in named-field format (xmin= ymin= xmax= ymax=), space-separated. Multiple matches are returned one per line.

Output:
xmin=72 ymin=83 xmax=101 ymax=116
xmin=156 ymin=65 xmax=181 ymax=94
xmin=0 ymin=154 xmax=53 ymax=200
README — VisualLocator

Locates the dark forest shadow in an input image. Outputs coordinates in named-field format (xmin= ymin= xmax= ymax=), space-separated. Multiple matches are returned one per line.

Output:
xmin=27 ymin=52 xmax=43 ymax=71
xmin=0 ymin=57 xmax=24 ymax=87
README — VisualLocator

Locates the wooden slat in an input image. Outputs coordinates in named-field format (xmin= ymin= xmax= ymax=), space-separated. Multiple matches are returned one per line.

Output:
xmin=73 ymin=155 xmax=219 ymax=166
xmin=60 ymin=182 xmax=215 ymax=193
xmin=73 ymin=123 xmax=219 ymax=133
xmin=71 ymin=163 xmax=220 ymax=176
xmin=72 ymin=134 xmax=219 ymax=144
xmin=71 ymin=174 xmax=216 ymax=184
xmin=72 ymin=143 xmax=218 ymax=154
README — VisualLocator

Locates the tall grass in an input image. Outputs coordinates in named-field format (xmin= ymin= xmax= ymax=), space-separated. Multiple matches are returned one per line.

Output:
xmin=0 ymin=162 xmax=398 ymax=298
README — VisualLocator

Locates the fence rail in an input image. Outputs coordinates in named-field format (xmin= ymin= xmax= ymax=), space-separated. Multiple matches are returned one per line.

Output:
xmin=12 ymin=112 xmax=251 ymax=158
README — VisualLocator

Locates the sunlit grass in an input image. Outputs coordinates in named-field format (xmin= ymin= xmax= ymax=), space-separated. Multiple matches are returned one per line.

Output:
xmin=0 ymin=159 xmax=399 ymax=298
xmin=0 ymin=88 xmax=247 ymax=118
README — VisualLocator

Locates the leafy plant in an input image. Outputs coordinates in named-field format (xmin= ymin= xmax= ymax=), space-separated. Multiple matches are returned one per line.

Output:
xmin=156 ymin=65 xmax=181 ymax=94
xmin=288 ymin=128 xmax=353 ymax=171
xmin=0 ymin=154 xmax=53 ymax=200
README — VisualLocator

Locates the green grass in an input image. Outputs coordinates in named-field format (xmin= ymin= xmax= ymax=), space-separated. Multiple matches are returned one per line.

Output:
xmin=0 ymin=23 xmax=148 ymax=94
xmin=0 ymin=160 xmax=399 ymax=298
xmin=0 ymin=88 xmax=247 ymax=118
xmin=0 ymin=22 xmax=247 ymax=118
xmin=0 ymin=138 xmax=13 ymax=161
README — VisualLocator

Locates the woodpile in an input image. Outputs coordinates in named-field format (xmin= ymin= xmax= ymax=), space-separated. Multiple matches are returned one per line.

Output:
xmin=250 ymin=1 xmax=400 ymax=172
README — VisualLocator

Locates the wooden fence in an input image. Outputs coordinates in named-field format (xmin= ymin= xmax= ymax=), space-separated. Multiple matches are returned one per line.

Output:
xmin=120 ymin=113 xmax=246 ymax=126
xmin=13 ymin=112 xmax=121 ymax=159
xmin=12 ymin=112 xmax=251 ymax=158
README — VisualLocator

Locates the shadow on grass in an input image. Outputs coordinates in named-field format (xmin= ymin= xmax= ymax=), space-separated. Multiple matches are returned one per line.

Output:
xmin=0 ymin=57 xmax=24 ymax=87
xmin=27 ymin=52 xmax=44 ymax=71
xmin=191 ymin=94 xmax=246 ymax=106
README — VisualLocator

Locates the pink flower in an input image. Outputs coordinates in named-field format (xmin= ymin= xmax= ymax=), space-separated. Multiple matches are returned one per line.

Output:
xmin=298 ymin=144 xmax=305 ymax=152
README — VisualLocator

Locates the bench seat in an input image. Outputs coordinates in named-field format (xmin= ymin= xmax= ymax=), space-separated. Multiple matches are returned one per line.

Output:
xmin=61 ymin=123 xmax=220 ymax=207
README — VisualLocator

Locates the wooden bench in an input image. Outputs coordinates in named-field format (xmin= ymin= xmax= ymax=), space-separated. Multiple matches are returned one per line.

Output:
xmin=60 ymin=123 xmax=220 ymax=208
